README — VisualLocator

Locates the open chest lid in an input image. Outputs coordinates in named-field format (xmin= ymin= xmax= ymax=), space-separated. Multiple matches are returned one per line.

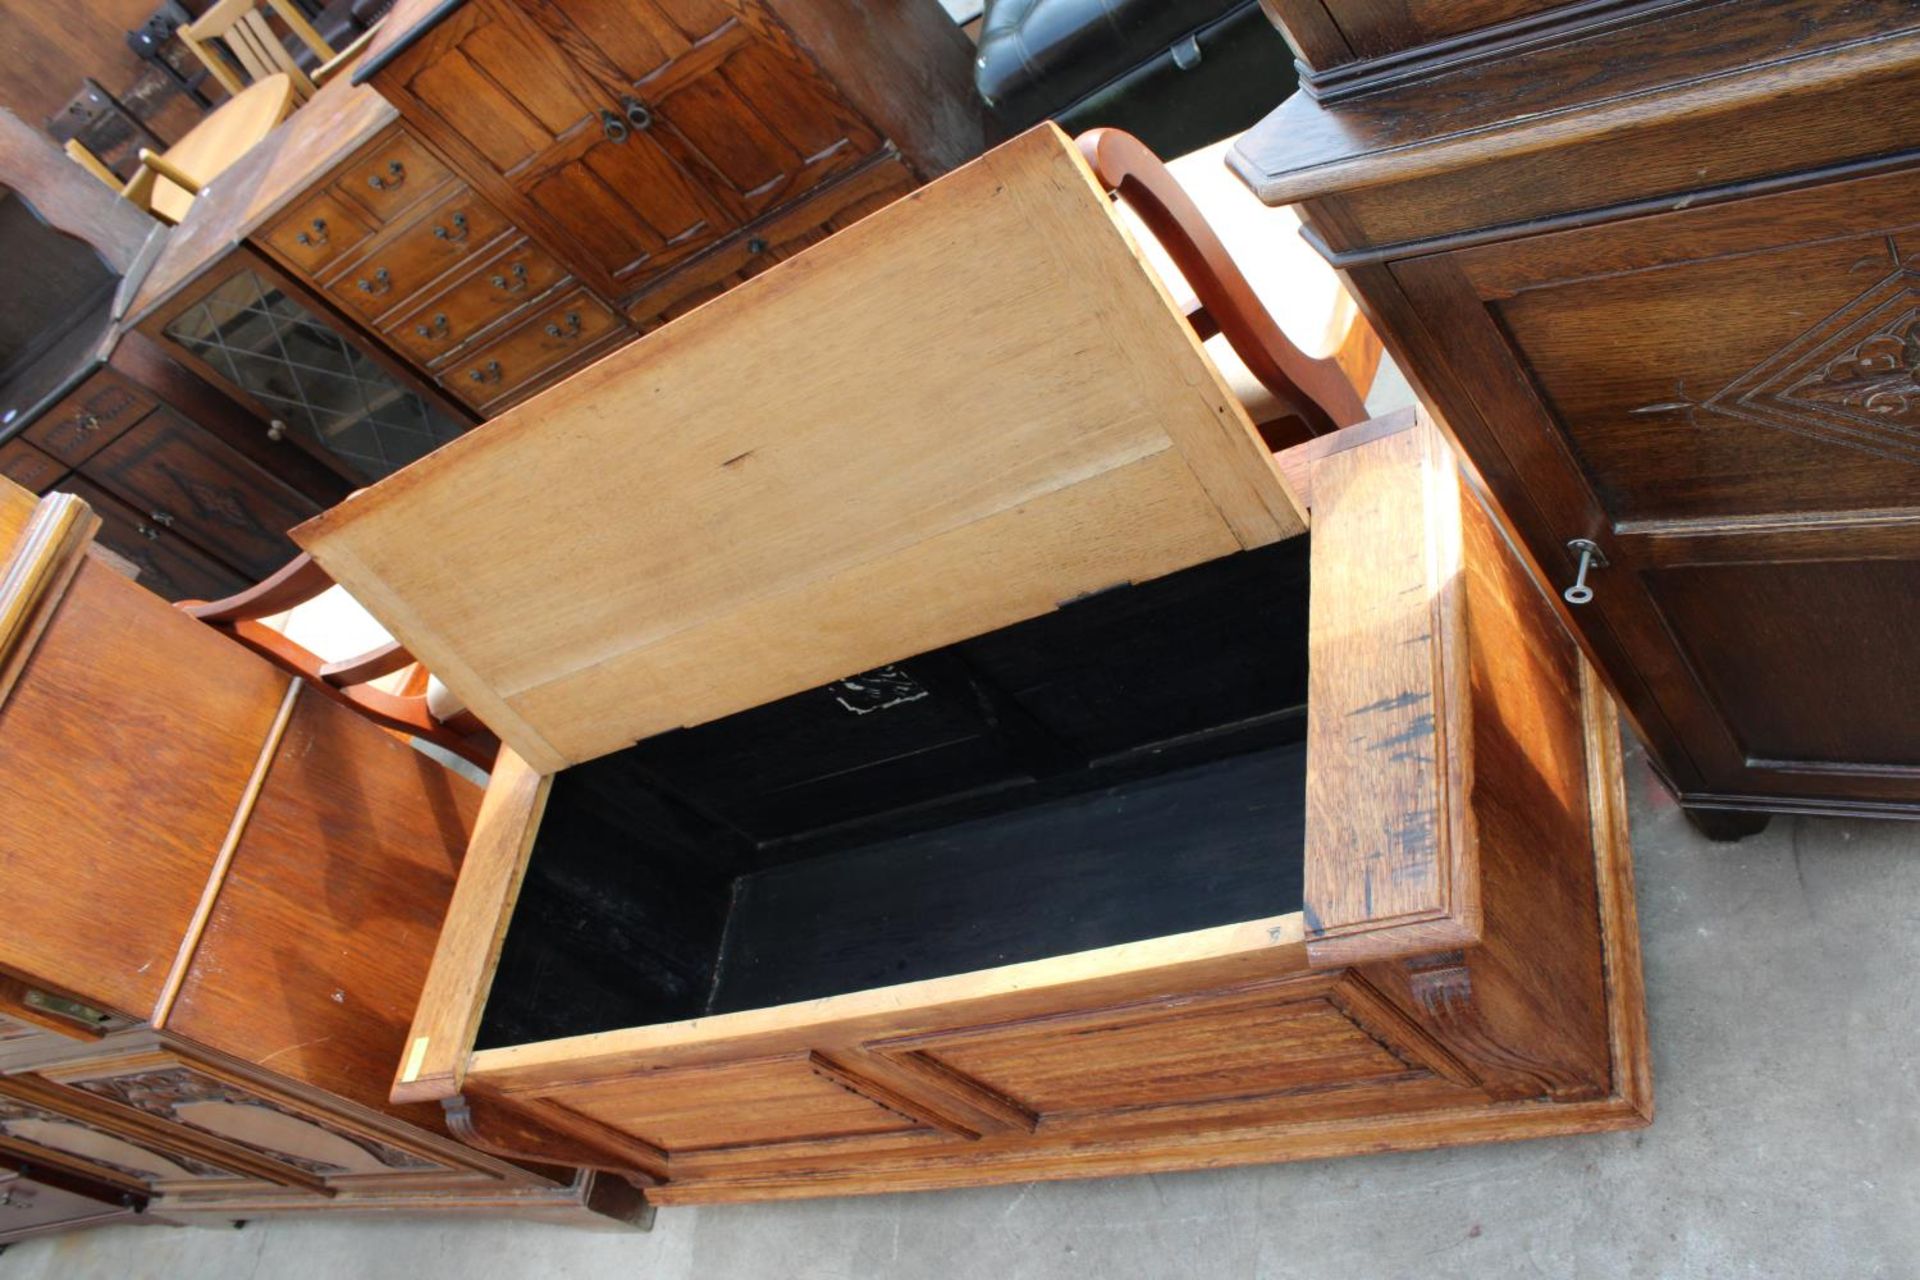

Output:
xmin=293 ymin=125 xmax=1304 ymax=772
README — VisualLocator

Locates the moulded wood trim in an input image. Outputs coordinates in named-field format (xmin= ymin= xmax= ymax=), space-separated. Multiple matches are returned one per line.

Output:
xmin=0 ymin=489 xmax=100 ymax=710
xmin=393 ymin=748 xmax=554 ymax=1104
xmin=466 ymin=913 xmax=1309 ymax=1097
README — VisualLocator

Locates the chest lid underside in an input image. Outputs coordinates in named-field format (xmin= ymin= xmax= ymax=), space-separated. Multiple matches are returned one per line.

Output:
xmin=293 ymin=125 xmax=1305 ymax=772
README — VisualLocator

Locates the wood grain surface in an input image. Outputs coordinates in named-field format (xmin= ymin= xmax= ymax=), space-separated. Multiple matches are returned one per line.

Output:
xmin=298 ymin=124 xmax=1303 ymax=769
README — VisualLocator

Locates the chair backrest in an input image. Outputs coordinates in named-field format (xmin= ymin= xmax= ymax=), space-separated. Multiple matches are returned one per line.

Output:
xmin=44 ymin=79 xmax=166 ymax=181
xmin=1075 ymin=128 xmax=1373 ymax=448
xmin=183 ymin=0 xmax=332 ymax=101
xmin=179 ymin=552 xmax=498 ymax=768
xmin=62 ymin=139 xmax=122 ymax=189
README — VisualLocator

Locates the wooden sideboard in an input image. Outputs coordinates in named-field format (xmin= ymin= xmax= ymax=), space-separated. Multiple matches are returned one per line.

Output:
xmin=294 ymin=128 xmax=1648 ymax=1204
xmin=123 ymin=0 xmax=983 ymax=484
xmin=0 ymin=480 xmax=645 ymax=1231
xmin=1233 ymin=0 xmax=1920 ymax=833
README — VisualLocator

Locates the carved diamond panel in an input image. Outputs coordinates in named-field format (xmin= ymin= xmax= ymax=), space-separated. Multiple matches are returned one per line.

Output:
xmin=1641 ymin=244 xmax=1920 ymax=464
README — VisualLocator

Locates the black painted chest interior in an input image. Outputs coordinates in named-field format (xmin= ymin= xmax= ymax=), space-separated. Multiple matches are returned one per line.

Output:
xmin=476 ymin=535 xmax=1314 ymax=1050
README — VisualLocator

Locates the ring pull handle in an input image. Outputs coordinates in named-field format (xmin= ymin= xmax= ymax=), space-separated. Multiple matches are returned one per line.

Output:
xmin=136 ymin=523 xmax=161 ymax=541
xmin=467 ymin=360 xmax=503 ymax=385
xmin=267 ymin=420 xmax=288 ymax=442
xmin=295 ymin=217 xmax=328 ymax=247
xmin=432 ymin=212 xmax=469 ymax=244
xmin=368 ymin=160 xmax=406 ymax=191
xmin=75 ymin=413 xmax=101 ymax=434
xmin=600 ymin=109 xmax=629 ymax=144
xmin=415 ymin=313 xmax=450 ymax=341
xmin=1562 ymin=538 xmax=1608 ymax=606
xmin=148 ymin=509 xmax=175 ymax=529
xmin=357 ymin=267 xmax=392 ymax=296
xmin=544 ymin=312 xmax=582 ymax=341
xmin=490 ymin=262 xmax=529 ymax=294
xmin=621 ymin=96 xmax=653 ymax=131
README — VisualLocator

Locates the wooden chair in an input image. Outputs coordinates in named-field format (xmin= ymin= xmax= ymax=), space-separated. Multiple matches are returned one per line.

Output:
xmin=1075 ymin=127 xmax=1380 ymax=449
xmin=179 ymin=553 xmax=499 ymax=768
xmin=181 ymin=0 xmax=335 ymax=102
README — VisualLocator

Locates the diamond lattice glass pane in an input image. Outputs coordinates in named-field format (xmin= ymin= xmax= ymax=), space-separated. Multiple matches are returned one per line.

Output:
xmin=164 ymin=268 xmax=465 ymax=480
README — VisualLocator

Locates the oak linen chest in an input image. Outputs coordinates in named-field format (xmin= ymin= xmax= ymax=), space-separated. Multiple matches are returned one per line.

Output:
xmin=295 ymin=128 xmax=1650 ymax=1203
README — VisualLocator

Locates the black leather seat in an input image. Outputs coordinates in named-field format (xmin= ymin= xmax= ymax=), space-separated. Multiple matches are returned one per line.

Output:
xmin=973 ymin=0 xmax=1295 ymax=156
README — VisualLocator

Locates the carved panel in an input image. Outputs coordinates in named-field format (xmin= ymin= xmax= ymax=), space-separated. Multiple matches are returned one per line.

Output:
xmin=0 ymin=1095 xmax=231 ymax=1184
xmin=71 ymin=1067 xmax=441 ymax=1177
xmin=1633 ymin=243 xmax=1920 ymax=466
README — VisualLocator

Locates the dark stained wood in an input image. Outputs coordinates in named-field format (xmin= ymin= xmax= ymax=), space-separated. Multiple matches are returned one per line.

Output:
xmin=0 ymin=557 xmax=288 ymax=1017
xmin=52 ymin=476 xmax=249 ymax=602
xmin=1231 ymin=0 xmax=1920 ymax=822
xmin=22 ymin=368 xmax=157 ymax=468
xmin=83 ymin=407 xmax=321 ymax=580
xmin=0 ymin=439 xmax=64 ymax=493
xmin=167 ymin=688 xmax=484 ymax=1129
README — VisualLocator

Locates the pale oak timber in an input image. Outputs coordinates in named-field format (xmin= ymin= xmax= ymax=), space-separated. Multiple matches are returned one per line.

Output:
xmin=297 ymin=125 xmax=1306 ymax=771
xmin=387 ymin=410 xmax=1645 ymax=1202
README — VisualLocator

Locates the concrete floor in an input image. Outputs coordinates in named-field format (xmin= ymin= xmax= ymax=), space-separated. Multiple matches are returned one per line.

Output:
xmin=7 ymin=734 xmax=1919 ymax=1279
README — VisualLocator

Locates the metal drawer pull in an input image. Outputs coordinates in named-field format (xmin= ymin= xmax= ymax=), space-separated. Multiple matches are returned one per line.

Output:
xmin=135 ymin=523 xmax=160 ymax=541
xmin=267 ymin=419 xmax=288 ymax=442
xmin=357 ymin=267 xmax=392 ymax=296
xmin=295 ymin=217 xmax=329 ymax=246
xmin=622 ymin=97 xmax=653 ymax=131
xmin=545 ymin=312 xmax=582 ymax=340
xmin=1563 ymin=539 xmax=1607 ymax=605
xmin=491 ymin=263 xmax=529 ymax=294
xmin=416 ymin=313 xmax=450 ymax=341
xmin=149 ymin=509 xmax=175 ymax=528
xmin=468 ymin=360 xmax=503 ymax=385
xmin=368 ymin=160 xmax=406 ymax=191
xmin=75 ymin=413 xmax=101 ymax=434
xmin=432 ymin=212 xmax=469 ymax=243
xmin=600 ymin=109 xmax=629 ymax=144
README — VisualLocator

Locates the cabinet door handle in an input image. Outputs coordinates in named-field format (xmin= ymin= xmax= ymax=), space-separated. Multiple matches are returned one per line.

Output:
xmin=622 ymin=97 xmax=653 ymax=131
xmin=416 ymin=313 xmax=450 ymax=341
xmin=1562 ymin=538 xmax=1607 ymax=605
xmin=368 ymin=160 xmax=406 ymax=191
xmin=490 ymin=263 xmax=529 ymax=294
xmin=295 ymin=217 xmax=328 ymax=246
xmin=148 ymin=509 xmax=175 ymax=528
xmin=432 ymin=212 xmax=469 ymax=244
xmin=267 ymin=419 xmax=288 ymax=442
xmin=136 ymin=523 xmax=161 ymax=541
xmin=544 ymin=312 xmax=582 ymax=341
xmin=467 ymin=360 xmax=502 ymax=385
xmin=600 ymin=109 xmax=629 ymax=144
xmin=357 ymin=267 xmax=392 ymax=296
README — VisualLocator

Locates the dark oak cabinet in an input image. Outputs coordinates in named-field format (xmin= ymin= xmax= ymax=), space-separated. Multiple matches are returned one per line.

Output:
xmin=1234 ymin=0 xmax=1920 ymax=825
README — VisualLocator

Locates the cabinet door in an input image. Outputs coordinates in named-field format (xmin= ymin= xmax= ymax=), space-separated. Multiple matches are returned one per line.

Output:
xmin=549 ymin=0 xmax=883 ymax=223
xmin=1398 ymin=164 xmax=1920 ymax=809
xmin=392 ymin=0 xmax=739 ymax=293
xmin=83 ymin=407 xmax=318 ymax=580
xmin=54 ymin=478 xmax=247 ymax=603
